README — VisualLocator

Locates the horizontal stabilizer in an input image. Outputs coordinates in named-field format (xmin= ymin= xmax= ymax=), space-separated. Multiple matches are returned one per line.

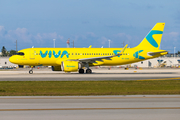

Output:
xmin=148 ymin=50 xmax=168 ymax=56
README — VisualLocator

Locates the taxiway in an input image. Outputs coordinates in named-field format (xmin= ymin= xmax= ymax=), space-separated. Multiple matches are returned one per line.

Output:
xmin=0 ymin=68 xmax=180 ymax=81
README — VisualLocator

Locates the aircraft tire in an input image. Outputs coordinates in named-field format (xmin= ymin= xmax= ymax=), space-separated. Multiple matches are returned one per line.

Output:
xmin=86 ymin=69 xmax=92 ymax=74
xmin=29 ymin=70 xmax=33 ymax=74
xmin=79 ymin=69 xmax=84 ymax=74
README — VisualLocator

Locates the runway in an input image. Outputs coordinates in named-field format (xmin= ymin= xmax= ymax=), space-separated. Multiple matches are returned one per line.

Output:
xmin=0 ymin=68 xmax=180 ymax=81
xmin=0 ymin=95 xmax=180 ymax=120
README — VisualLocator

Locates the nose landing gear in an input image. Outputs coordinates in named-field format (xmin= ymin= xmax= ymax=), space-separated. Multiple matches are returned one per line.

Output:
xmin=29 ymin=66 xmax=33 ymax=74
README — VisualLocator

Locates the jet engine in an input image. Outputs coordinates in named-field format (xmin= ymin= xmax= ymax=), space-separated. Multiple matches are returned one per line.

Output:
xmin=61 ymin=61 xmax=81 ymax=72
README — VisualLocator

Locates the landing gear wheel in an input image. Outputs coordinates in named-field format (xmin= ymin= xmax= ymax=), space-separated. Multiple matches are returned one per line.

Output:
xmin=29 ymin=70 xmax=33 ymax=74
xmin=86 ymin=69 xmax=92 ymax=74
xmin=79 ymin=69 xmax=84 ymax=74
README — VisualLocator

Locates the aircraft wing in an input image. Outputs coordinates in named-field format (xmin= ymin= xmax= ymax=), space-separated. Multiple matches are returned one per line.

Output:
xmin=68 ymin=44 xmax=128 ymax=63
xmin=148 ymin=50 xmax=168 ymax=56
xmin=68 ymin=55 xmax=117 ymax=63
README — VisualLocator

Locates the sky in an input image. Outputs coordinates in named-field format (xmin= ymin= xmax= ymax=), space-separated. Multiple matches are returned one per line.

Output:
xmin=0 ymin=0 xmax=180 ymax=53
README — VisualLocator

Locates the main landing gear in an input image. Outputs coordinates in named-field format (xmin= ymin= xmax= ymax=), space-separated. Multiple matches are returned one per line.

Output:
xmin=79 ymin=63 xmax=92 ymax=74
xmin=29 ymin=66 xmax=33 ymax=74
xmin=86 ymin=69 xmax=92 ymax=74
xmin=79 ymin=69 xmax=84 ymax=74
xmin=78 ymin=68 xmax=92 ymax=74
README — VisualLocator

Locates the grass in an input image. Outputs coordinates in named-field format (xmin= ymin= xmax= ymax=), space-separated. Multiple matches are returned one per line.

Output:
xmin=0 ymin=80 xmax=180 ymax=96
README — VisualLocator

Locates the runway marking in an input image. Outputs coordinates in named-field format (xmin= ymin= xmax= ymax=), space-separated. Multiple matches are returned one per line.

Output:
xmin=0 ymin=107 xmax=180 ymax=111
xmin=0 ymin=96 xmax=180 ymax=99
xmin=137 ymin=77 xmax=180 ymax=81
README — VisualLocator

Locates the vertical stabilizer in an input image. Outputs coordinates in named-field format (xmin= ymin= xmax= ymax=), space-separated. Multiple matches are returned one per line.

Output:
xmin=135 ymin=23 xmax=165 ymax=50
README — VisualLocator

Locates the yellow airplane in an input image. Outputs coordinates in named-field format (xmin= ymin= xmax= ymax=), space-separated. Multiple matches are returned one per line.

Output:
xmin=9 ymin=23 xmax=168 ymax=74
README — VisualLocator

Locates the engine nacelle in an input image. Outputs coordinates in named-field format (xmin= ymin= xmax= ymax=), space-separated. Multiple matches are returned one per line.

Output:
xmin=51 ymin=66 xmax=62 ymax=71
xmin=61 ymin=61 xmax=81 ymax=72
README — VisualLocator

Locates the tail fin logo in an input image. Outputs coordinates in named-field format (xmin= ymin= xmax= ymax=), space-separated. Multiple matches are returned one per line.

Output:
xmin=146 ymin=30 xmax=163 ymax=48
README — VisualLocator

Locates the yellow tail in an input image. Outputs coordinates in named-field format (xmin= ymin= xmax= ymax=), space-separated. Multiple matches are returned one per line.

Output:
xmin=135 ymin=23 xmax=165 ymax=50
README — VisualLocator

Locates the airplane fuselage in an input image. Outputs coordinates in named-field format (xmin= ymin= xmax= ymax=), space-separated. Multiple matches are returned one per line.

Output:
xmin=9 ymin=47 xmax=166 ymax=66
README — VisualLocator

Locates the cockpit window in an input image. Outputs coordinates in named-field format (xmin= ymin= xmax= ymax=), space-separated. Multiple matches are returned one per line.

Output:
xmin=16 ymin=52 xmax=25 ymax=56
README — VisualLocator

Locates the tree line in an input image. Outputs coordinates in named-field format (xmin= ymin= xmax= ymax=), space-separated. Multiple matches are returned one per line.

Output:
xmin=1 ymin=46 xmax=16 ymax=57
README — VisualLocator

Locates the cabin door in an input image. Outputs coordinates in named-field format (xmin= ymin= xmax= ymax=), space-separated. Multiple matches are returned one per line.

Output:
xmin=29 ymin=50 xmax=36 ymax=59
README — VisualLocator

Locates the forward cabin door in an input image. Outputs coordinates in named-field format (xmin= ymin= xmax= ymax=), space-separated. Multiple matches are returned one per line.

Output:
xmin=29 ymin=50 xmax=36 ymax=59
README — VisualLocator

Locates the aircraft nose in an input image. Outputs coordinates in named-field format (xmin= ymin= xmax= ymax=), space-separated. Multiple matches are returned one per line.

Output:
xmin=9 ymin=56 xmax=15 ymax=63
